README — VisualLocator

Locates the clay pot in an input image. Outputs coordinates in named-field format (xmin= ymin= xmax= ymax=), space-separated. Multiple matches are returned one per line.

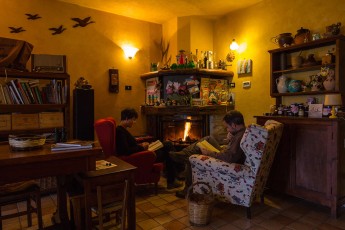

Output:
xmin=291 ymin=56 xmax=303 ymax=69
xmin=294 ymin=27 xmax=311 ymax=44
xmin=272 ymin=33 xmax=294 ymax=47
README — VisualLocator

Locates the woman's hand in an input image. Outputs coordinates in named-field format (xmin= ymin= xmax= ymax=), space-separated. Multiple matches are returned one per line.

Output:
xmin=140 ymin=142 xmax=150 ymax=150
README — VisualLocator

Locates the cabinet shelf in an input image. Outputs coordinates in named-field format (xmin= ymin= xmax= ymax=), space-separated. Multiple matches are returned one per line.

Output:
xmin=271 ymin=90 xmax=339 ymax=97
xmin=268 ymin=35 xmax=345 ymax=53
xmin=0 ymin=69 xmax=70 ymax=141
xmin=269 ymin=35 xmax=345 ymax=100
xmin=272 ymin=63 xmax=335 ymax=74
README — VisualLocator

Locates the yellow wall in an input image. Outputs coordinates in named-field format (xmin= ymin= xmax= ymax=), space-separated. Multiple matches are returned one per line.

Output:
xmin=0 ymin=0 xmax=162 ymax=135
xmin=2 ymin=0 xmax=345 ymax=135
xmin=214 ymin=0 xmax=345 ymax=125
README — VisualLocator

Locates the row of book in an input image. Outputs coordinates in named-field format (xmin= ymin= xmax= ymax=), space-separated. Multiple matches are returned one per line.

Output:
xmin=0 ymin=79 xmax=67 ymax=105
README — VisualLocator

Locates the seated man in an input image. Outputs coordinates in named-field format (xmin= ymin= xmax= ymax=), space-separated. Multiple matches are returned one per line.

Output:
xmin=116 ymin=108 xmax=182 ymax=189
xmin=170 ymin=110 xmax=246 ymax=198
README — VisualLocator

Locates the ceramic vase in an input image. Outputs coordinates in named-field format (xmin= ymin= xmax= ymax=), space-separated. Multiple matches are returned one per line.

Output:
xmin=276 ymin=75 xmax=288 ymax=93
xmin=323 ymin=75 xmax=335 ymax=91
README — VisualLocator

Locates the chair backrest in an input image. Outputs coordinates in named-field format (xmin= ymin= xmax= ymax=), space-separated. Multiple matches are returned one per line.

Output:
xmin=94 ymin=117 xmax=117 ymax=158
xmin=94 ymin=180 xmax=128 ymax=230
xmin=240 ymin=120 xmax=283 ymax=197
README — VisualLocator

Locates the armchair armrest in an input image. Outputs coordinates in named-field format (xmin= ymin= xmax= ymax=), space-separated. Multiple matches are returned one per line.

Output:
xmin=119 ymin=150 xmax=159 ymax=171
xmin=189 ymin=154 xmax=254 ymax=178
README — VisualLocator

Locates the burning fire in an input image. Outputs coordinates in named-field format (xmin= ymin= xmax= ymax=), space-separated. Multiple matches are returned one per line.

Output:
xmin=183 ymin=116 xmax=192 ymax=141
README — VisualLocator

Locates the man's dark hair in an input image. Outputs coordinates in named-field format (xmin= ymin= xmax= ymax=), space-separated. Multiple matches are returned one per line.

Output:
xmin=223 ymin=110 xmax=245 ymax=125
xmin=121 ymin=108 xmax=138 ymax=120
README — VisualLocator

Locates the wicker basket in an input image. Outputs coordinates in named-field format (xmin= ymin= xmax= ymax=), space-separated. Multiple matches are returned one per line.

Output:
xmin=187 ymin=182 xmax=214 ymax=226
xmin=9 ymin=134 xmax=46 ymax=151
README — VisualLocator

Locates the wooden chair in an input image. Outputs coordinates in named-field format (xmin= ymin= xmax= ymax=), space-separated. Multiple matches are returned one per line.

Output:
xmin=0 ymin=181 xmax=43 ymax=230
xmin=91 ymin=180 xmax=129 ymax=230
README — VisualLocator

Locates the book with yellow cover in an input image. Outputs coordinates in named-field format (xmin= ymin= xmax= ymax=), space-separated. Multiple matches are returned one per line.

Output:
xmin=148 ymin=140 xmax=164 ymax=151
xmin=196 ymin=140 xmax=220 ymax=153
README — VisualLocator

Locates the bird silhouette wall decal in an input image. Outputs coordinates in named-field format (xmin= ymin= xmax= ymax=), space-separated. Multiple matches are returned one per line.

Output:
xmin=25 ymin=13 xmax=42 ymax=20
xmin=71 ymin=16 xmax=95 ymax=28
xmin=9 ymin=27 xmax=26 ymax=33
xmin=49 ymin=25 xmax=66 ymax=35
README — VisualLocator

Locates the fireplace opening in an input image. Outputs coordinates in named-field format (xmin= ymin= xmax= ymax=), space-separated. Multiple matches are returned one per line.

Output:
xmin=160 ymin=115 xmax=205 ymax=146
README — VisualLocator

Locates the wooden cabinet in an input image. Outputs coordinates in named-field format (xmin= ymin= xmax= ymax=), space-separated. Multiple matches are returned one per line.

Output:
xmin=268 ymin=35 xmax=345 ymax=104
xmin=256 ymin=116 xmax=345 ymax=218
xmin=0 ymin=68 xmax=70 ymax=141
xmin=259 ymin=36 xmax=345 ymax=218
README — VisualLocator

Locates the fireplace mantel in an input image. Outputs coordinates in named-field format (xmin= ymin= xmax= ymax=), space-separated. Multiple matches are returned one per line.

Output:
xmin=141 ymin=105 xmax=233 ymax=115
xmin=140 ymin=69 xmax=233 ymax=80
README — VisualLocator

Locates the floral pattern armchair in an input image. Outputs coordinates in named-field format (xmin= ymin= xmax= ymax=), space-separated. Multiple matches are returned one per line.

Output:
xmin=189 ymin=120 xmax=283 ymax=218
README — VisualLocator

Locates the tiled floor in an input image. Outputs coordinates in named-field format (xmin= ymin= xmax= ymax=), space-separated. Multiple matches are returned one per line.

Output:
xmin=2 ymin=177 xmax=345 ymax=230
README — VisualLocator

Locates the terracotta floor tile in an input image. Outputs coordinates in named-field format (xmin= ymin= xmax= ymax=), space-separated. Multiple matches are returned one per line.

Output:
xmin=169 ymin=208 xmax=188 ymax=219
xmin=137 ymin=218 xmax=161 ymax=230
xmin=154 ymin=213 xmax=175 ymax=225
xmin=286 ymin=220 xmax=315 ymax=230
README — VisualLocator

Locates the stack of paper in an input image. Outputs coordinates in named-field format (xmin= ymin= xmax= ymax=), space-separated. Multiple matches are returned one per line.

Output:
xmin=51 ymin=141 xmax=94 ymax=151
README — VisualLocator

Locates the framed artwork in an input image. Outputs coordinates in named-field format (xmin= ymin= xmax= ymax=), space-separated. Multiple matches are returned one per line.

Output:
xmin=237 ymin=59 xmax=252 ymax=75
xmin=308 ymin=104 xmax=323 ymax=118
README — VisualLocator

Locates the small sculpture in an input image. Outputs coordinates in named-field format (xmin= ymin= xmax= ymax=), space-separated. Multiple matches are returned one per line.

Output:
xmin=74 ymin=77 xmax=92 ymax=89
xmin=8 ymin=27 xmax=25 ymax=33
xmin=25 ymin=14 xmax=42 ymax=20
xmin=49 ymin=25 xmax=66 ymax=35
xmin=71 ymin=17 xmax=95 ymax=28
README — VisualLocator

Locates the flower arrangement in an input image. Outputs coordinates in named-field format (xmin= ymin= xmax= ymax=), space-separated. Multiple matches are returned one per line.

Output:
xmin=302 ymin=74 xmax=324 ymax=91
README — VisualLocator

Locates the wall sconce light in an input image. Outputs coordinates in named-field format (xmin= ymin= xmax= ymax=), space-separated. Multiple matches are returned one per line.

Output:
xmin=122 ymin=45 xmax=139 ymax=59
xmin=226 ymin=39 xmax=239 ymax=62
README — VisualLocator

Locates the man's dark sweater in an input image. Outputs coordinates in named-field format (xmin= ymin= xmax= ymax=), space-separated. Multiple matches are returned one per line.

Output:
xmin=116 ymin=125 xmax=144 ymax=155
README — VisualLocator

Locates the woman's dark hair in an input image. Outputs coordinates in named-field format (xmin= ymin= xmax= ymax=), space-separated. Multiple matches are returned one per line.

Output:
xmin=121 ymin=108 xmax=138 ymax=120
xmin=223 ymin=110 xmax=245 ymax=126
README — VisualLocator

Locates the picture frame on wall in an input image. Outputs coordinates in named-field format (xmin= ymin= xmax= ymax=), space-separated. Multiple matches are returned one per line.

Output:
xmin=237 ymin=59 xmax=252 ymax=75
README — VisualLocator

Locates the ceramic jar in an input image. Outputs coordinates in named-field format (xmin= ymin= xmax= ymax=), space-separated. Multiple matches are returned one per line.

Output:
xmin=291 ymin=56 xmax=303 ymax=69
xmin=294 ymin=27 xmax=311 ymax=44
xmin=276 ymin=75 xmax=288 ymax=93
xmin=288 ymin=80 xmax=302 ymax=92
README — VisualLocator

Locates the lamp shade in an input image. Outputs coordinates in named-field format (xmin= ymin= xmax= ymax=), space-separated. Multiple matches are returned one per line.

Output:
xmin=324 ymin=94 xmax=342 ymax=106
xmin=122 ymin=45 xmax=139 ymax=59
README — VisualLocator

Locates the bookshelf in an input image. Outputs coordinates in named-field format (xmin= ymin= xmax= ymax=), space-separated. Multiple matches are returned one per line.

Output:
xmin=0 ymin=68 xmax=70 ymax=141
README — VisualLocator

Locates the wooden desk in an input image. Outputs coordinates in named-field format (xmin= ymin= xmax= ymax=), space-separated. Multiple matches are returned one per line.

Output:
xmin=0 ymin=144 xmax=102 ymax=229
xmin=78 ymin=156 xmax=137 ymax=230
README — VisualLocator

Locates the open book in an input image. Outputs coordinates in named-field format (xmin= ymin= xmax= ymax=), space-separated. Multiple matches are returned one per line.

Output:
xmin=148 ymin=140 xmax=164 ymax=151
xmin=196 ymin=140 xmax=220 ymax=153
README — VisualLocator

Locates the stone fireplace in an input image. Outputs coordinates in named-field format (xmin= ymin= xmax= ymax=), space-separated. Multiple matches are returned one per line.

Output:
xmin=141 ymin=105 xmax=232 ymax=146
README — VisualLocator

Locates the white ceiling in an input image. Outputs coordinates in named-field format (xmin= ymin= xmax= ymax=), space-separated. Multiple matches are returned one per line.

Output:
xmin=57 ymin=0 xmax=262 ymax=24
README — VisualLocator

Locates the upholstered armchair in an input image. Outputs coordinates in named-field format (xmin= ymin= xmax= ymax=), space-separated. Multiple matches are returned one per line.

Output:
xmin=189 ymin=120 xmax=283 ymax=218
xmin=94 ymin=117 xmax=163 ymax=194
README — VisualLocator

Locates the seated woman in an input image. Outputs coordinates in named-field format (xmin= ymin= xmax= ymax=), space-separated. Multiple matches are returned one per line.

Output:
xmin=116 ymin=108 xmax=182 ymax=189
